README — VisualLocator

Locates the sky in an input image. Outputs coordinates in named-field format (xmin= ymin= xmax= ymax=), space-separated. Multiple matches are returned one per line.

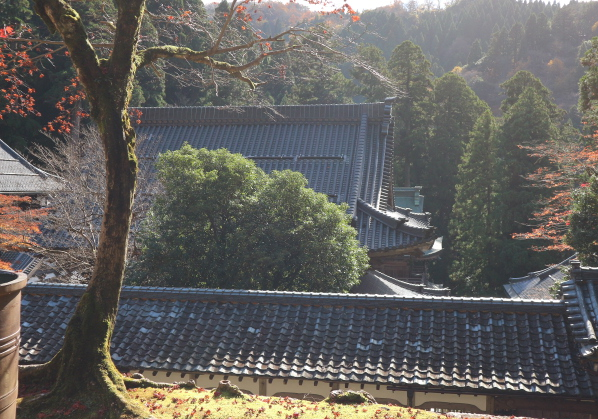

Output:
xmin=321 ymin=0 xmax=596 ymax=13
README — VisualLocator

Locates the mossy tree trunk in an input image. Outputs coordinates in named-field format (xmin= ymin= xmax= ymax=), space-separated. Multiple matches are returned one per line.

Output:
xmin=21 ymin=0 xmax=144 ymax=415
xmin=20 ymin=0 xmax=305 ymax=415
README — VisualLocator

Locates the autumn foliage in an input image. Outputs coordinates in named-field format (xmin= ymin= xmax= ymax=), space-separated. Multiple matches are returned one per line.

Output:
xmin=512 ymin=133 xmax=598 ymax=251
xmin=0 ymin=194 xmax=46 ymax=270
xmin=0 ymin=26 xmax=42 ymax=120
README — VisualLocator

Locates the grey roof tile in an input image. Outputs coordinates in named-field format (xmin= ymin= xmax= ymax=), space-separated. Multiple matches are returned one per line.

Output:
xmin=353 ymin=270 xmax=450 ymax=297
xmin=505 ymin=255 xmax=576 ymax=299
xmin=134 ymin=101 xmax=433 ymax=252
xmin=0 ymin=139 xmax=59 ymax=194
xmin=0 ymin=251 xmax=41 ymax=276
xmin=20 ymin=283 xmax=596 ymax=398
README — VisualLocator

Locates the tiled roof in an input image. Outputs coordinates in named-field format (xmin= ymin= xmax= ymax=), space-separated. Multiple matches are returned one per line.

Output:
xmin=0 ymin=251 xmax=40 ymax=276
xmin=561 ymin=262 xmax=598 ymax=361
xmin=0 ymin=139 xmax=58 ymax=195
xmin=20 ymin=283 xmax=596 ymax=398
xmin=504 ymin=255 xmax=575 ymax=300
xmin=134 ymin=101 xmax=434 ymax=252
xmin=352 ymin=270 xmax=450 ymax=296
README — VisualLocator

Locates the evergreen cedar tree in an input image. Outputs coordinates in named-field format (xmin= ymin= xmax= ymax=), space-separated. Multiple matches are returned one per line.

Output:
xmin=0 ymin=195 xmax=46 ymax=270
xmin=447 ymin=70 xmax=565 ymax=296
xmin=9 ymin=0 xmax=359 ymax=417
xmin=127 ymin=146 xmax=368 ymax=292
xmin=566 ymin=37 xmax=598 ymax=265
xmin=424 ymin=72 xmax=489 ymax=237
xmin=388 ymin=40 xmax=434 ymax=187
xmin=448 ymin=110 xmax=503 ymax=296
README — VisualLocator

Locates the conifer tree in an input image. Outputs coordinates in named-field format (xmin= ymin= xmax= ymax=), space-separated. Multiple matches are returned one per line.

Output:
xmin=500 ymin=86 xmax=556 ymax=235
xmin=485 ymin=27 xmax=511 ymax=79
xmin=566 ymin=174 xmax=598 ymax=266
xmin=467 ymin=39 xmax=483 ymax=66
xmin=424 ymin=72 xmax=488 ymax=236
xmin=579 ymin=37 xmax=598 ymax=126
xmin=351 ymin=44 xmax=390 ymax=102
xmin=449 ymin=111 xmax=504 ymax=296
xmin=388 ymin=40 xmax=434 ymax=186
xmin=500 ymin=70 xmax=562 ymax=121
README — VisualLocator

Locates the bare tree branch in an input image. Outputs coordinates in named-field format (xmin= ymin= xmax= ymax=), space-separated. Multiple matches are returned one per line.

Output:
xmin=138 ymin=43 xmax=300 ymax=89
xmin=29 ymin=127 xmax=155 ymax=281
xmin=4 ymin=37 xmax=114 ymax=48
xmin=211 ymin=0 xmax=239 ymax=53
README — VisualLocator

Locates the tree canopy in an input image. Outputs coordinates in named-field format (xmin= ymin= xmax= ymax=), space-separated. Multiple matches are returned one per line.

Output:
xmin=128 ymin=145 xmax=369 ymax=292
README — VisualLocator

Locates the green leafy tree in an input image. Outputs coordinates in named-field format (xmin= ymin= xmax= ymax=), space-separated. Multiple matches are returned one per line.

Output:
xmin=129 ymin=146 xmax=369 ymax=292
xmin=566 ymin=175 xmax=598 ymax=266
xmin=449 ymin=111 xmax=504 ymax=296
xmin=388 ymin=40 xmax=434 ymax=186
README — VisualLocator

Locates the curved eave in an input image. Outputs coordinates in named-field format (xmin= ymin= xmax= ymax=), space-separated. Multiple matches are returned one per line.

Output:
xmin=509 ymin=254 xmax=576 ymax=284
xmin=367 ymin=237 xmax=437 ymax=257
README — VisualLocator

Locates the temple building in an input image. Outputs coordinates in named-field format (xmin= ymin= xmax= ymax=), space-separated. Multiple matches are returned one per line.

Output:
xmin=134 ymin=99 xmax=443 ymax=287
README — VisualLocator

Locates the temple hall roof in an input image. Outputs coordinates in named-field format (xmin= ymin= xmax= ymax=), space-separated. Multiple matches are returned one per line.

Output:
xmin=134 ymin=100 xmax=435 ymax=253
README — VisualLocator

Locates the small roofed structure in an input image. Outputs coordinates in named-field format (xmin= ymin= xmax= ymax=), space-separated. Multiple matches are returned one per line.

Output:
xmin=0 ymin=251 xmax=41 ymax=278
xmin=21 ymin=283 xmax=598 ymax=417
xmin=0 ymin=139 xmax=58 ymax=198
xmin=504 ymin=255 xmax=575 ymax=300
xmin=134 ymin=99 xmax=440 ymax=284
xmin=394 ymin=186 xmax=425 ymax=213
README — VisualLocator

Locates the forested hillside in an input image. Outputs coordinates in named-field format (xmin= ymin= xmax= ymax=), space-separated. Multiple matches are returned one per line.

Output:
xmin=2 ymin=0 xmax=598 ymax=296
xmin=351 ymin=0 xmax=598 ymax=113
xmin=4 ymin=0 xmax=597 ymax=149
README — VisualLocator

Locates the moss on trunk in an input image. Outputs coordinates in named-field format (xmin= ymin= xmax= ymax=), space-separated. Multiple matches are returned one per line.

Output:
xmin=18 ymin=109 xmax=145 ymax=418
xmin=20 ymin=1 xmax=146 ymax=417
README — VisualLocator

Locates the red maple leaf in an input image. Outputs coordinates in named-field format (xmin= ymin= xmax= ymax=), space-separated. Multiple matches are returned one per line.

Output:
xmin=0 ymin=26 xmax=15 ymax=38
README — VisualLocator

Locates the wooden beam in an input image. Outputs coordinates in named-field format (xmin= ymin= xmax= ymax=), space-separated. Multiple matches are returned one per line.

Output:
xmin=259 ymin=378 xmax=267 ymax=396
xmin=486 ymin=396 xmax=495 ymax=414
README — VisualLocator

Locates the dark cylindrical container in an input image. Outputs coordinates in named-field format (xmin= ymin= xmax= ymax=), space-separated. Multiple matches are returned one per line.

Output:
xmin=0 ymin=271 xmax=27 ymax=419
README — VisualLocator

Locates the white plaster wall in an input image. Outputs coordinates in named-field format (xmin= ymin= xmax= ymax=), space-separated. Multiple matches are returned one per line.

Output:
xmin=414 ymin=392 xmax=486 ymax=411
xmin=135 ymin=370 xmax=483 ymax=412
xmin=269 ymin=378 xmax=332 ymax=398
